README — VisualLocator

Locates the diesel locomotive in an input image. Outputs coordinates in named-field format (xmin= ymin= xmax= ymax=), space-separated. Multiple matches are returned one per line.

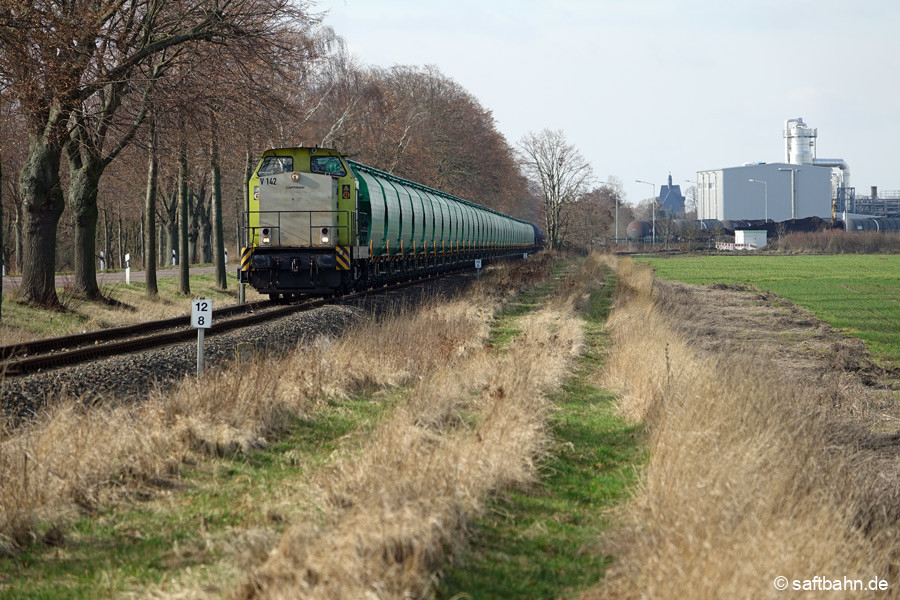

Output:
xmin=239 ymin=147 xmax=542 ymax=299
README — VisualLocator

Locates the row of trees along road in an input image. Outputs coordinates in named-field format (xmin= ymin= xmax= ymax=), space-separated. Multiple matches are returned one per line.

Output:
xmin=0 ymin=1 xmax=548 ymax=312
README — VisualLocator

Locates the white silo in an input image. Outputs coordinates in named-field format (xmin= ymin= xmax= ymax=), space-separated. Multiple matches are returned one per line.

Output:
xmin=784 ymin=117 xmax=850 ymax=193
xmin=784 ymin=118 xmax=817 ymax=165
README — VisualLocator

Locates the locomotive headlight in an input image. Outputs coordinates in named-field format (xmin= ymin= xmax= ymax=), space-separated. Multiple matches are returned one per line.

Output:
xmin=261 ymin=227 xmax=272 ymax=246
xmin=291 ymin=172 xmax=299 ymax=181
xmin=253 ymin=186 xmax=259 ymax=201
xmin=320 ymin=227 xmax=330 ymax=244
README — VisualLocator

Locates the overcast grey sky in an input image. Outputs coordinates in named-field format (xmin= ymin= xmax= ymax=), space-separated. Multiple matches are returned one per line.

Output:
xmin=320 ymin=0 xmax=899 ymax=206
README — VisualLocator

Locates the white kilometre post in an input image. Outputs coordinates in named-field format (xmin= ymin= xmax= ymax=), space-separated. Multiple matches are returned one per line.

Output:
xmin=125 ymin=253 xmax=131 ymax=285
xmin=191 ymin=299 xmax=213 ymax=376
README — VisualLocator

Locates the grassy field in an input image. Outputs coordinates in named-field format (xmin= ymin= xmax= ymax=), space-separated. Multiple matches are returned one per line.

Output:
xmin=640 ymin=254 xmax=900 ymax=368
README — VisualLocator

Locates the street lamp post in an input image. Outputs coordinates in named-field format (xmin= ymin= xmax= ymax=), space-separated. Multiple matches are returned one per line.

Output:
xmin=635 ymin=179 xmax=657 ymax=244
xmin=603 ymin=178 xmax=620 ymax=245
xmin=614 ymin=186 xmax=618 ymax=245
xmin=748 ymin=179 xmax=768 ymax=222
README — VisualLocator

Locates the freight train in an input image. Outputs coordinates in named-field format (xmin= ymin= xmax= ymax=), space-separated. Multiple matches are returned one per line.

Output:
xmin=239 ymin=147 xmax=542 ymax=299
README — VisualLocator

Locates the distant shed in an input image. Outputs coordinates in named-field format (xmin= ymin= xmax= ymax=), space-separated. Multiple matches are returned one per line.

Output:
xmin=735 ymin=230 xmax=767 ymax=248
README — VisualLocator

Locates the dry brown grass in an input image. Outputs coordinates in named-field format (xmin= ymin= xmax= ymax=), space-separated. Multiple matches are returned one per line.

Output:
xmin=0 ymin=364 xmax=285 ymax=553
xmin=0 ymin=286 xmax=493 ymax=553
xmin=0 ymin=255 xmax=578 ymax=597
xmin=587 ymin=258 xmax=900 ymax=599
xmin=231 ymin=296 xmax=584 ymax=600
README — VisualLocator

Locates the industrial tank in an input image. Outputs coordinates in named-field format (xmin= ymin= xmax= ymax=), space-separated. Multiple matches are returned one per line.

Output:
xmin=784 ymin=118 xmax=817 ymax=165
xmin=626 ymin=220 xmax=651 ymax=239
xmin=672 ymin=219 xmax=698 ymax=230
xmin=784 ymin=117 xmax=850 ymax=190
xmin=842 ymin=217 xmax=900 ymax=232
xmin=697 ymin=219 xmax=725 ymax=230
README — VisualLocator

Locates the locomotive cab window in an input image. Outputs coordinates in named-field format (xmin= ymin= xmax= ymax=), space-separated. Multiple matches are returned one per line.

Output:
xmin=258 ymin=156 xmax=293 ymax=176
xmin=310 ymin=156 xmax=347 ymax=177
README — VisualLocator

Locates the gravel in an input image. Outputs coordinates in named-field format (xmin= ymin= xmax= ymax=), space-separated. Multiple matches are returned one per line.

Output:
xmin=1 ymin=272 xmax=476 ymax=424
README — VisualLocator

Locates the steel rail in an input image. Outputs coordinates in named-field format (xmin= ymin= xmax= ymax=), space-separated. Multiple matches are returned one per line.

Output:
xmin=0 ymin=299 xmax=324 ymax=376
xmin=0 ymin=300 xmax=272 ymax=361
xmin=0 ymin=266 xmax=473 ymax=377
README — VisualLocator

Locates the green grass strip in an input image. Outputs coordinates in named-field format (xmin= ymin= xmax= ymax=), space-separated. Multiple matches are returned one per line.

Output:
xmin=436 ymin=270 xmax=644 ymax=599
xmin=0 ymin=396 xmax=388 ymax=599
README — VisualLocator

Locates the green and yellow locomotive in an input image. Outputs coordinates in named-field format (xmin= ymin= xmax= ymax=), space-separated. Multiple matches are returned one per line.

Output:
xmin=240 ymin=147 xmax=540 ymax=299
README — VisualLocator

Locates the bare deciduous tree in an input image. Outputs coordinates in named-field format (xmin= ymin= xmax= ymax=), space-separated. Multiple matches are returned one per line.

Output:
xmin=305 ymin=62 xmax=537 ymax=222
xmin=0 ymin=0 xmax=315 ymax=306
xmin=561 ymin=185 xmax=628 ymax=253
xmin=518 ymin=129 xmax=593 ymax=250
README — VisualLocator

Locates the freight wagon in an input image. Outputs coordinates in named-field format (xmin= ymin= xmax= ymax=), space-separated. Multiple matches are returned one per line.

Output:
xmin=240 ymin=147 xmax=541 ymax=299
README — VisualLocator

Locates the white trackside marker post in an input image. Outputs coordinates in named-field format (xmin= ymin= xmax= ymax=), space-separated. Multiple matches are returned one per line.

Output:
xmin=474 ymin=258 xmax=482 ymax=278
xmin=191 ymin=299 xmax=212 ymax=376
xmin=125 ymin=253 xmax=131 ymax=285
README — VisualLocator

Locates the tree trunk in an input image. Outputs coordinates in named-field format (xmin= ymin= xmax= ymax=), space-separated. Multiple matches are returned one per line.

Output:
xmin=100 ymin=209 xmax=110 ymax=271
xmin=211 ymin=114 xmax=227 ymax=289
xmin=65 ymin=148 xmax=104 ymax=298
xmin=189 ymin=184 xmax=203 ymax=264
xmin=178 ymin=133 xmax=190 ymax=295
xmin=15 ymin=203 xmax=23 ymax=274
xmin=200 ymin=209 xmax=212 ymax=263
xmin=19 ymin=132 xmax=65 ymax=306
xmin=188 ymin=186 xmax=198 ymax=264
xmin=165 ymin=219 xmax=178 ymax=266
xmin=197 ymin=192 xmax=211 ymax=264
xmin=117 ymin=212 xmax=124 ymax=269
xmin=162 ymin=188 xmax=178 ymax=267
xmin=1 ymin=153 xmax=3 ymax=320
xmin=144 ymin=115 xmax=159 ymax=296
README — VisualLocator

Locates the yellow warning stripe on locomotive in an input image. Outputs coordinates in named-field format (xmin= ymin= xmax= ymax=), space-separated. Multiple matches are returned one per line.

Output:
xmin=240 ymin=247 xmax=253 ymax=271
xmin=335 ymin=246 xmax=350 ymax=270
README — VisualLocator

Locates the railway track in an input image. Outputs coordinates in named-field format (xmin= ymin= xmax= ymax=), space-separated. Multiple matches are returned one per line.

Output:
xmin=0 ymin=270 xmax=470 ymax=377
xmin=0 ymin=299 xmax=323 ymax=376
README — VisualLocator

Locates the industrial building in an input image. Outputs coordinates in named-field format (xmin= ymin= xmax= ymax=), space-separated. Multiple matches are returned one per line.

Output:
xmin=697 ymin=118 xmax=848 ymax=222
xmin=697 ymin=162 xmax=831 ymax=222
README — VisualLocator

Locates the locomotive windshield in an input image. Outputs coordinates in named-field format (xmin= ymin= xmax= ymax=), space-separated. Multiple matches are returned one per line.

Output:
xmin=310 ymin=155 xmax=347 ymax=177
xmin=258 ymin=156 xmax=293 ymax=176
